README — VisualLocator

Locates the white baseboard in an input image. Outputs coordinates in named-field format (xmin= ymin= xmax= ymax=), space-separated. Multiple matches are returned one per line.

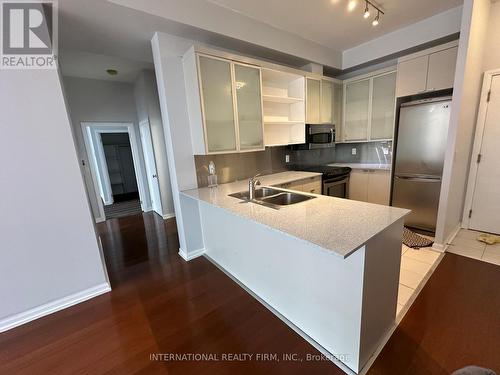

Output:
xmin=433 ymin=223 xmax=461 ymax=252
xmin=162 ymin=213 xmax=175 ymax=220
xmin=0 ymin=282 xmax=111 ymax=333
xmin=178 ymin=247 xmax=205 ymax=261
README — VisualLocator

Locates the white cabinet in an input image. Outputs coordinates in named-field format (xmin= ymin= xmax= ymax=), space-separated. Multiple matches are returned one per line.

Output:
xmin=349 ymin=169 xmax=391 ymax=205
xmin=371 ymin=72 xmax=397 ymax=140
xmin=395 ymin=56 xmax=428 ymax=98
xmin=427 ymin=47 xmax=458 ymax=92
xmin=396 ymin=45 xmax=458 ymax=98
xmin=262 ymin=69 xmax=305 ymax=146
xmin=306 ymin=78 xmax=321 ymax=124
xmin=183 ymin=49 xmax=264 ymax=155
xmin=275 ymin=176 xmax=322 ymax=194
xmin=342 ymin=70 xmax=396 ymax=142
xmin=234 ymin=63 xmax=264 ymax=151
xmin=198 ymin=55 xmax=237 ymax=153
xmin=306 ymin=78 xmax=340 ymax=125
xmin=344 ymin=79 xmax=370 ymax=141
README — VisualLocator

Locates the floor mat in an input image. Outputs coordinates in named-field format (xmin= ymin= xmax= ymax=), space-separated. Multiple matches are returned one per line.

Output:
xmin=403 ymin=227 xmax=434 ymax=248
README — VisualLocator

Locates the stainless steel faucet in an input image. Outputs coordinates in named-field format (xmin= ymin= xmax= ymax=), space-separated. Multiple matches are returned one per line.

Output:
xmin=248 ymin=174 xmax=261 ymax=201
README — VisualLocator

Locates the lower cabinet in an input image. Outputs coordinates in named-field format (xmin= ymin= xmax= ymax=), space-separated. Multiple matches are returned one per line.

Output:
xmin=349 ymin=169 xmax=391 ymax=205
xmin=275 ymin=176 xmax=322 ymax=194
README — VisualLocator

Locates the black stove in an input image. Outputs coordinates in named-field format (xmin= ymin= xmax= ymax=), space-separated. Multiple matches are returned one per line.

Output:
xmin=290 ymin=165 xmax=351 ymax=179
xmin=291 ymin=164 xmax=351 ymax=198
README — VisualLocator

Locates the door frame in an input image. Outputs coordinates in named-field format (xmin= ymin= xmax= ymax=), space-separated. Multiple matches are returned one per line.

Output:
xmin=81 ymin=122 xmax=150 ymax=221
xmin=139 ymin=119 xmax=163 ymax=216
xmin=462 ymin=69 xmax=500 ymax=228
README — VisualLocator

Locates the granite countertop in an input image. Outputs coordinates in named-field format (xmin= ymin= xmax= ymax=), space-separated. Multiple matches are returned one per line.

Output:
xmin=181 ymin=171 xmax=409 ymax=259
xmin=328 ymin=163 xmax=392 ymax=171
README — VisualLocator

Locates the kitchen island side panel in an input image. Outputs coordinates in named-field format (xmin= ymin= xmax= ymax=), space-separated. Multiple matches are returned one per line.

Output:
xmin=358 ymin=219 xmax=404 ymax=371
xmin=199 ymin=201 xmax=365 ymax=373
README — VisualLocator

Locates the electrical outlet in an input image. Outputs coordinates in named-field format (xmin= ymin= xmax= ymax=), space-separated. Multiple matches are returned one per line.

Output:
xmin=351 ymin=148 xmax=357 ymax=155
xmin=285 ymin=154 xmax=290 ymax=163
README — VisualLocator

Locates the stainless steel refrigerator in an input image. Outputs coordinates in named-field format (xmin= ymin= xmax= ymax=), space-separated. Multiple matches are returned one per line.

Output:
xmin=392 ymin=97 xmax=452 ymax=232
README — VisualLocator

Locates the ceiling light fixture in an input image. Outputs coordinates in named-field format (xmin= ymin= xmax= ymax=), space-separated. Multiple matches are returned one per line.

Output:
xmin=347 ymin=0 xmax=357 ymax=12
xmin=372 ymin=11 xmax=380 ymax=26
xmin=363 ymin=2 xmax=370 ymax=18
xmin=106 ymin=68 xmax=118 ymax=76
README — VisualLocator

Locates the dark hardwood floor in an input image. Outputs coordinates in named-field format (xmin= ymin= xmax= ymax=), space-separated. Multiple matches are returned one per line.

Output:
xmin=1 ymin=213 xmax=499 ymax=375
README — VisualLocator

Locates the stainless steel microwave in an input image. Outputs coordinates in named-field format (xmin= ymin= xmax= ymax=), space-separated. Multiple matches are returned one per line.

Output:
xmin=305 ymin=124 xmax=335 ymax=149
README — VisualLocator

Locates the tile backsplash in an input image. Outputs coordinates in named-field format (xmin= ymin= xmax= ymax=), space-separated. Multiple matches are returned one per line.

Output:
xmin=194 ymin=147 xmax=288 ymax=187
xmin=194 ymin=141 xmax=392 ymax=188
xmin=334 ymin=141 xmax=392 ymax=164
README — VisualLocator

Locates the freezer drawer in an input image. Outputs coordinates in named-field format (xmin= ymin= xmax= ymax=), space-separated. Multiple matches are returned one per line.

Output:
xmin=392 ymin=176 xmax=442 ymax=231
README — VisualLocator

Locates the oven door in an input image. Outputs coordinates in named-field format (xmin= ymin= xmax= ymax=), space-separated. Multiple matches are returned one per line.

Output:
xmin=323 ymin=176 xmax=349 ymax=198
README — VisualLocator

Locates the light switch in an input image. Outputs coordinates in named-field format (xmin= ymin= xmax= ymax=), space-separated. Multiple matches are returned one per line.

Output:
xmin=285 ymin=154 xmax=290 ymax=163
xmin=351 ymin=148 xmax=357 ymax=155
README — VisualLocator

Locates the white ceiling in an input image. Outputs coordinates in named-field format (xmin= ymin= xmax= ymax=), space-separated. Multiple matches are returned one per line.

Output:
xmin=205 ymin=0 xmax=463 ymax=51
xmin=59 ymin=50 xmax=153 ymax=82
xmin=57 ymin=0 xmax=463 ymax=77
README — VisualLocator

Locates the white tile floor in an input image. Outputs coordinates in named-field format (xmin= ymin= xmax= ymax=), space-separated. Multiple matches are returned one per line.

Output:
xmin=447 ymin=229 xmax=500 ymax=265
xmin=397 ymin=243 xmax=442 ymax=316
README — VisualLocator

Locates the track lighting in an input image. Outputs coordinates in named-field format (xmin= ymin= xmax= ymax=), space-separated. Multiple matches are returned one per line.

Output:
xmin=363 ymin=2 xmax=370 ymax=18
xmin=337 ymin=0 xmax=384 ymax=26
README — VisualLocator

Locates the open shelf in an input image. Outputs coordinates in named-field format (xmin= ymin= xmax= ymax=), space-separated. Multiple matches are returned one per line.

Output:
xmin=262 ymin=95 xmax=304 ymax=104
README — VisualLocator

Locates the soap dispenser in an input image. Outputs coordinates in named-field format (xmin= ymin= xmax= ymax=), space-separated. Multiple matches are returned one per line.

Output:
xmin=207 ymin=161 xmax=218 ymax=187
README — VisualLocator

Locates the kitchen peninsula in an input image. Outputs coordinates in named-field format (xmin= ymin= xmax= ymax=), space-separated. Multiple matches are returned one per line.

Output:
xmin=181 ymin=171 xmax=409 ymax=374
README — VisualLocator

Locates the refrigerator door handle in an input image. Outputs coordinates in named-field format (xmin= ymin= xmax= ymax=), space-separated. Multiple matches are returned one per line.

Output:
xmin=395 ymin=176 xmax=441 ymax=182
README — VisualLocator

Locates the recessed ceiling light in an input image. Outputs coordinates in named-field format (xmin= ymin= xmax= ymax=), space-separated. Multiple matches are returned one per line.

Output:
xmin=347 ymin=0 xmax=357 ymax=12
xmin=106 ymin=69 xmax=118 ymax=76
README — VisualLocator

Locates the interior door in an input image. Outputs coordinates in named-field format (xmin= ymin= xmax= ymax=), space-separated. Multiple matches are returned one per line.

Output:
xmin=470 ymin=75 xmax=500 ymax=234
xmin=139 ymin=120 xmax=163 ymax=216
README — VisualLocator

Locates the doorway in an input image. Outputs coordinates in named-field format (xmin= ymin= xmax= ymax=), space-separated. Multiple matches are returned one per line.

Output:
xmin=81 ymin=122 xmax=150 ymax=220
xmin=464 ymin=71 xmax=500 ymax=235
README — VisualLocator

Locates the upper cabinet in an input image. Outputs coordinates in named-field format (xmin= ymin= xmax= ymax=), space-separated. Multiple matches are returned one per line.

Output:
xmin=396 ymin=43 xmax=458 ymax=98
xmin=306 ymin=78 xmax=341 ymax=125
xmin=183 ymin=49 xmax=264 ymax=154
xmin=198 ymin=55 xmax=237 ymax=153
xmin=261 ymin=69 xmax=305 ymax=146
xmin=306 ymin=78 xmax=321 ymax=124
xmin=234 ymin=63 xmax=264 ymax=151
xmin=341 ymin=70 xmax=396 ymax=142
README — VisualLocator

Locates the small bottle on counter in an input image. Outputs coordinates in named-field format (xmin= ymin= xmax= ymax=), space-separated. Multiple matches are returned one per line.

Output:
xmin=207 ymin=161 xmax=218 ymax=187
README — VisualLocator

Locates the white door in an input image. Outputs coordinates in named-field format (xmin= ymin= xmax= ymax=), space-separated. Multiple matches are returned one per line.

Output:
xmin=139 ymin=120 xmax=163 ymax=216
xmin=469 ymin=75 xmax=500 ymax=234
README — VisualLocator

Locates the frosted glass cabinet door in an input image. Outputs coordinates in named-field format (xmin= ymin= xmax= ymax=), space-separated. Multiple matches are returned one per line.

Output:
xmin=371 ymin=72 xmax=396 ymax=140
xmin=344 ymin=80 xmax=370 ymax=141
xmin=198 ymin=55 xmax=237 ymax=153
xmin=321 ymin=80 xmax=334 ymax=123
xmin=234 ymin=63 xmax=264 ymax=150
xmin=306 ymin=78 xmax=321 ymax=124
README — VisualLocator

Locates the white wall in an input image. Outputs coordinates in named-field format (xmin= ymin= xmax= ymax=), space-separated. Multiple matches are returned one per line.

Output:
xmin=342 ymin=6 xmax=463 ymax=69
xmin=435 ymin=0 xmax=491 ymax=247
xmin=134 ymin=70 xmax=175 ymax=217
xmin=482 ymin=1 xmax=500 ymax=72
xmin=63 ymin=77 xmax=151 ymax=219
xmin=109 ymin=0 xmax=342 ymax=69
xmin=0 ymin=68 xmax=110 ymax=330
xmin=152 ymin=33 xmax=205 ymax=260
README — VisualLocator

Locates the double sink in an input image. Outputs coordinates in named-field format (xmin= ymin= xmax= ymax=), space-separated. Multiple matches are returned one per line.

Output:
xmin=229 ymin=187 xmax=315 ymax=209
